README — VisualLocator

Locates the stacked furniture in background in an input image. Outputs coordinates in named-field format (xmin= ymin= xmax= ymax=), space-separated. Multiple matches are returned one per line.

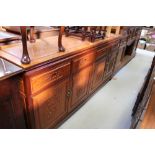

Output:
xmin=137 ymin=27 xmax=155 ymax=51
xmin=131 ymin=56 xmax=155 ymax=128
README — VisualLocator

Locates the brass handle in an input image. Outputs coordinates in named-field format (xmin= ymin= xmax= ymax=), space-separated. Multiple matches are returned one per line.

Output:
xmin=67 ymin=89 xmax=72 ymax=97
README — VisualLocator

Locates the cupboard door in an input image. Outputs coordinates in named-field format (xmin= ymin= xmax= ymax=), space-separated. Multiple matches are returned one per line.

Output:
xmin=0 ymin=98 xmax=16 ymax=129
xmin=91 ymin=56 xmax=106 ymax=91
xmin=72 ymin=52 xmax=95 ymax=74
xmin=105 ymin=48 xmax=118 ymax=78
xmin=69 ymin=65 xmax=92 ymax=111
xmin=115 ymin=45 xmax=126 ymax=69
xmin=31 ymin=78 xmax=69 ymax=128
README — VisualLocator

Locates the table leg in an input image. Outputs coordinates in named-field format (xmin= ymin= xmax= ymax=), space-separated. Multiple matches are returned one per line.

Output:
xmin=58 ymin=26 xmax=65 ymax=52
xmin=20 ymin=26 xmax=31 ymax=64
xmin=30 ymin=26 xmax=36 ymax=43
xmin=82 ymin=26 xmax=88 ymax=41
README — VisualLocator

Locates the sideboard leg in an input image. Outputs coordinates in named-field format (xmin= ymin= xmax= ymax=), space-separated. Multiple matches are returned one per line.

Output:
xmin=20 ymin=26 xmax=31 ymax=64
xmin=58 ymin=26 xmax=65 ymax=52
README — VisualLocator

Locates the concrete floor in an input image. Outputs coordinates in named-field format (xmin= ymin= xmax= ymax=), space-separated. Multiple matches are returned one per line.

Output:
xmin=59 ymin=49 xmax=155 ymax=129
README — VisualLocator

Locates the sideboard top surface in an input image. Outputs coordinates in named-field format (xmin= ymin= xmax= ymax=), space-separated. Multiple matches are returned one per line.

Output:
xmin=0 ymin=34 xmax=121 ymax=70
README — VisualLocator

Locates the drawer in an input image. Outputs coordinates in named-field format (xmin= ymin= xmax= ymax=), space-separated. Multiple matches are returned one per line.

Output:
xmin=96 ymin=47 xmax=110 ymax=60
xmin=27 ymin=62 xmax=71 ymax=94
xmin=72 ymin=52 xmax=95 ymax=73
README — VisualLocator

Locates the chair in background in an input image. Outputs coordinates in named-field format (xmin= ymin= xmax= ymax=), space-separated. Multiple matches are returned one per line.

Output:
xmin=90 ymin=26 xmax=106 ymax=42
xmin=65 ymin=26 xmax=106 ymax=42
xmin=3 ymin=26 xmax=60 ymax=43
xmin=65 ymin=26 xmax=89 ymax=41
xmin=138 ymin=27 xmax=155 ymax=51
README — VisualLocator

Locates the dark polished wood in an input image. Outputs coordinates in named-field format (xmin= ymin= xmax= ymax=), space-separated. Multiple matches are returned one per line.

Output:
xmin=0 ymin=76 xmax=26 ymax=128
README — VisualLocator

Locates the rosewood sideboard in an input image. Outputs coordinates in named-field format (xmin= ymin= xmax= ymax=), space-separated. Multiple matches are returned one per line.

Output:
xmin=0 ymin=26 xmax=142 ymax=128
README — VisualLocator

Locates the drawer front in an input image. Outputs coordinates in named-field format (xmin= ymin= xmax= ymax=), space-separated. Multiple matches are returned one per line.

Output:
xmin=96 ymin=46 xmax=110 ymax=60
xmin=72 ymin=52 xmax=95 ymax=73
xmin=28 ymin=62 xmax=71 ymax=94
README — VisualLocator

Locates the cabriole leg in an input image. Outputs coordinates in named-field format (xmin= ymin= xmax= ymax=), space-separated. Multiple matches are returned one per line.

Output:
xmin=58 ymin=26 xmax=65 ymax=52
xmin=20 ymin=26 xmax=31 ymax=64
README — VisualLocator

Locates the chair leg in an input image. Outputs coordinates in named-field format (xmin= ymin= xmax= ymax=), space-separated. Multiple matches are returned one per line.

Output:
xmin=58 ymin=26 xmax=65 ymax=52
xmin=65 ymin=26 xmax=69 ymax=37
xmin=90 ymin=26 xmax=96 ymax=42
xmin=30 ymin=26 xmax=36 ymax=43
xmin=98 ymin=26 xmax=102 ymax=35
xmin=20 ymin=26 xmax=31 ymax=64
xmin=82 ymin=26 xmax=87 ymax=41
